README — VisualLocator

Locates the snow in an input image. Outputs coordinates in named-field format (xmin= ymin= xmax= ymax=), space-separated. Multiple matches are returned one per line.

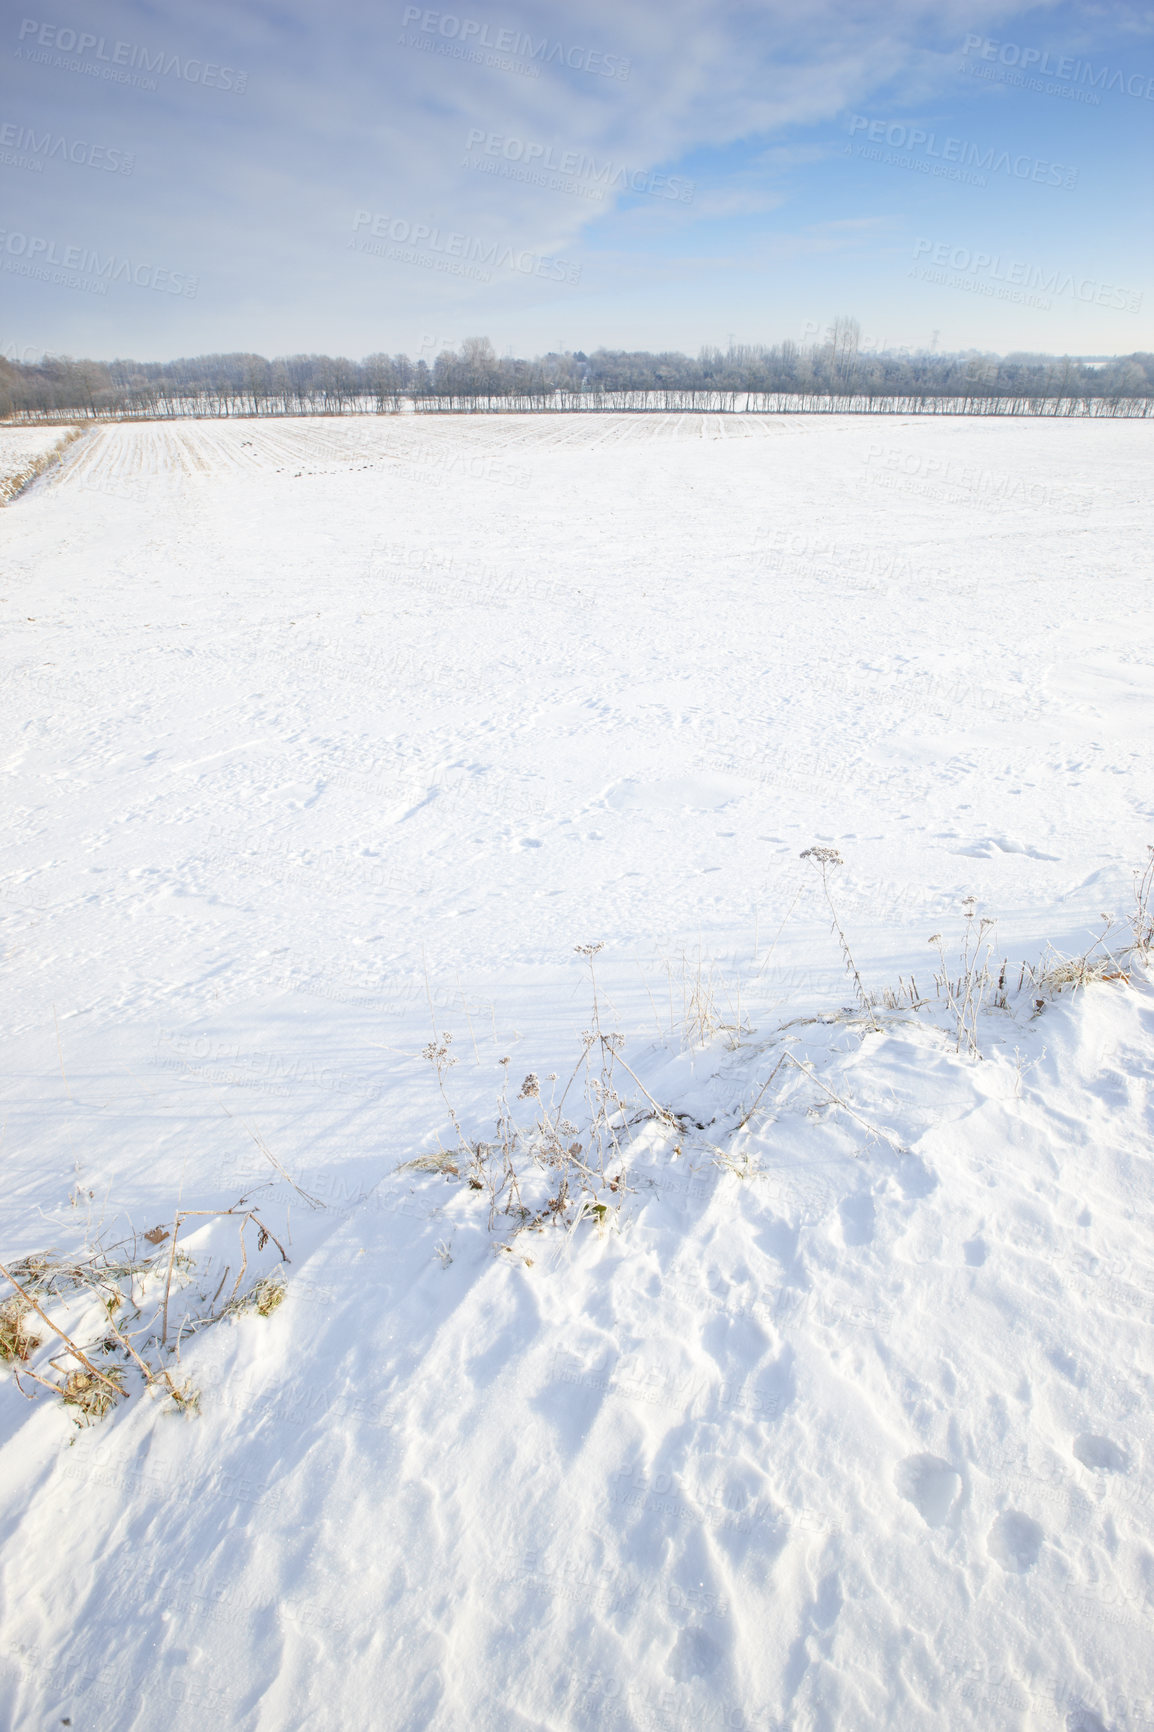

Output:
xmin=0 ymin=424 xmax=78 ymax=504
xmin=0 ymin=411 xmax=1152 ymax=1731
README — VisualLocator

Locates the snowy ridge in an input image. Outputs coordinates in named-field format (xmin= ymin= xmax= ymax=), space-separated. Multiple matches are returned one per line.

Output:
xmin=2 ymin=961 xmax=1153 ymax=1730
xmin=0 ymin=423 xmax=80 ymax=503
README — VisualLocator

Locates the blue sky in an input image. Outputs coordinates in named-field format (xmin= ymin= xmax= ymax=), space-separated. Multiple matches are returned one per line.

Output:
xmin=1 ymin=0 xmax=1151 ymax=360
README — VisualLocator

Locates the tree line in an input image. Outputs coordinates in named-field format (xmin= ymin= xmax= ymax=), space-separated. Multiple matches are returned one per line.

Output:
xmin=2 ymin=328 xmax=1152 ymax=420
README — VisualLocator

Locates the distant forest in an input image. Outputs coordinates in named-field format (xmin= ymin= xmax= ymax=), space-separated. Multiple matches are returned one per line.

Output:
xmin=3 ymin=327 xmax=1153 ymax=419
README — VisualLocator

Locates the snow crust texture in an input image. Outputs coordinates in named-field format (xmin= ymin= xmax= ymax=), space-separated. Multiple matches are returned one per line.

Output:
xmin=0 ymin=413 xmax=1151 ymax=1731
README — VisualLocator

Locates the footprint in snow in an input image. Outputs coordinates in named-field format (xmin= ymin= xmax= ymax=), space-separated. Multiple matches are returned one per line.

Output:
xmin=987 ymin=1510 xmax=1043 ymax=1572
xmin=1047 ymin=1345 xmax=1080 ymax=1382
xmin=1073 ymin=1434 xmax=1128 ymax=1473
xmin=1065 ymin=1710 xmax=1109 ymax=1732
xmin=897 ymin=1153 xmax=936 ymax=1199
xmin=667 ymin=1627 xmax=724 ymax=1682
xmin=895 ymin=1454 xmax=960 ymax=1527
xmin=839 ymin=1192 xmax=875 ymax=1246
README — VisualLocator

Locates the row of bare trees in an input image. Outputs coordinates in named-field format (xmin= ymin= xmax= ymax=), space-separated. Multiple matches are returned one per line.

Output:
xmin=3 ymin=330 xmax=1152 ymax=421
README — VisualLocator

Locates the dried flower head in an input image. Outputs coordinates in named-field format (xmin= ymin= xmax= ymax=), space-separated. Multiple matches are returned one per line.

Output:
xmin=60 ymin=1363 xmax=125 ymax=1424
xmin=0 ymin=1296 xmax=41 ymax=1364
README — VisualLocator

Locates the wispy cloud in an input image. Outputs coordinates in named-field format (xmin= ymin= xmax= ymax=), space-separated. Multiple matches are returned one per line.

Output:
xmin=3 ymin=0 xmax=1149 ymax=353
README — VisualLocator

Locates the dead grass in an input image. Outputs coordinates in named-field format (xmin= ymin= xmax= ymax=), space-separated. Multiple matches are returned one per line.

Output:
xmin=220 ymin=1273 xmax=287 ymax=1319
xmin=409 ymin=846 xmax=1153 ymax=1232
xmin=927 ymin=898 xmax=1000 ymax=1057
xmin=410 ymin=943 xmax=663 ymax=1250
xmin=0 ymin=425 xmax=86 ymax=505
xmin=0 ymin=1192 xmax=295 ymax=1426
xmin=1131 ymin=845 xmax=1154 ymax=958
xmin=0 ymin=1296 xmax=41 ymax=1364
xmin=60 ymin=1364 xmax=127 ymax=1425
xmin=668 ymin=947 xmax=751 ymax=1050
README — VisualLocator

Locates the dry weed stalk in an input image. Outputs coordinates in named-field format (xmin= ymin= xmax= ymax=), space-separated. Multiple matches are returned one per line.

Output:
xmin=157 ymin=1201 xmax=289 ymax=1348
xmin=1 ymin=1195 xmax=290 ymax=1425
xmin=800 ymin=848 xmax=880 ymax=1032
xmin=0 ymin=1259 xmax=130 ymax=1420
xmin=0 ymin=1295 xmax=42 ymax=1364
xmin=735 ymin=1054 xmax=788 ymax=1132
xmin=1132 ymin=846 xmax=1154 ymax=958
xmin=216 ymin=1101 xmax=324 ymax=1208
xmin=877 ymin=975 xmax=928 ymax=1012
xmin=409 ymin=845 xmax=1154 ymax=1225
xmin=670 ymin=947 xmax=750 ymax=1050
xmin=415 ymin=943 xmax=664 ymax=1247
xmin=906 ymin=851 xmax=1151 ymax=1052
xmin=928 ymin=898 xmax=998 ymax=1057
xmin=781 ymin=1052 xmax=905 ymax=1152
xmin=1018 ymin=913 xmax=1131 ymax=1007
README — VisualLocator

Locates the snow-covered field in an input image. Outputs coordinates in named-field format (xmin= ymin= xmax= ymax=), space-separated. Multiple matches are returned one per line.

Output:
xmin=0 ymin=424 xmax=79 ymax=505
xmin=1 ymin=411 xmax=1152 ymax=1731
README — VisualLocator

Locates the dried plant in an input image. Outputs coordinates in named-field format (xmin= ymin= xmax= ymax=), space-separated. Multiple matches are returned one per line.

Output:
xmin=1130 ymin=847 xmax=1154 ymax=959
xmin=0 ymin=1296 xmax=41 ymax=1364
xmin=0 ymin=424 xmax=86 ymax=505
xmin=0 ymin=1258 xmax=133 ymax=1422
xmin=1018 ymin=913 xmax=1131 ymax=1008
xmin=412 ymin=943 xmax=667 ymax=1248
xmin=404 ymin=846 xmax=1154 ymax=1240
xmin=877 ymin=975 xmax=928 ymax=1012
xmin=927 ymin=898 xmax=999 ymax=1057
xmin=800 ymin=847 xmax=880 ymax=1031
xmin=60 ymin=1364 xmax=127 ymax=1425
xmin=155 ymin=1201 xmax=289 ymax=1348
xmin=781 ymin=1051 xmax=905 ymax=1151
xmin=217 ymin=1273 xmax=287 ymax=1320
xmin=0 ymin=1194 xmax=291 ymax=1425
xmin=669 ymin=947 xmax=750 ymax=1050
